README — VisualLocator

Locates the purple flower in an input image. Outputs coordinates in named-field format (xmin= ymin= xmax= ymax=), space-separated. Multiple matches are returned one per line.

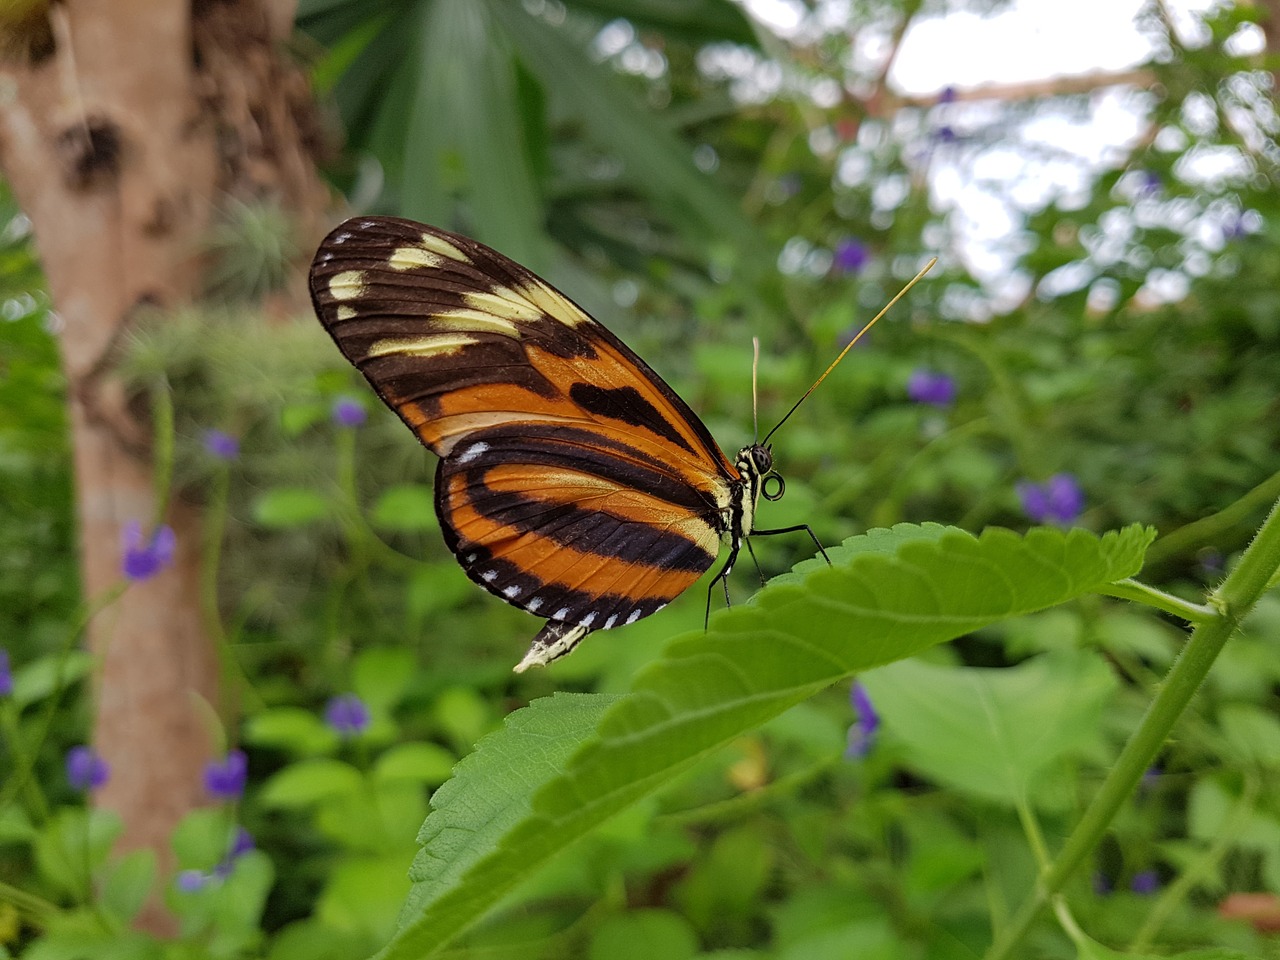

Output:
xmin=845 ymin=682 xmax=880 ymax=758
xmin=66 ymin=746 xmax=109 ymax=791
xmin=331 ymin=396 xmax=366 ymax=428
xmin=1131 ymin=870 xmax=1159 ymax=895
xmin=227 ymin=825 xmax=254 ymax=859
xmin=1137 ymin=171 xmax=1161 ymax=197
xmin=175 ymin=869 xmax=208 ymax=893
xmin=212 ymin=827 xmax=256 ymax=878
xmin=1140 ymin=764 xmax=1161 ymax=793
xmin=202 ymin=429 xmax=240 ymax=461
xmin=938 ymin=86 xmax=957 ymax=104
xmin=0 ymin=649 xmax=11 ymax=697
xmin=832 ymin=238 xmax=870 ymax=276
xmin=204 ymin=749 xmax=248 ymax=801
xmin=935 ymin=124 xmax=956 ymax=143
xmin=324 ymin=694 xmax=371 ymax=738
xmin=1016 ymin=474 xmax=1084 ymax=526
xmin=121 ymin=522 xmax=176 ymax=582
xmin=906 ymin=369 xmax=957 ymax=407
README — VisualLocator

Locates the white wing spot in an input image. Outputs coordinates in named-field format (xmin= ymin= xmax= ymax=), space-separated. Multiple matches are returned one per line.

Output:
xmin=604 ymin=614 xmax=618 ymax=629
xmin=388 ymin=246 xmax=446 ymax=271
xmin=580 ymin=612 xmax=597 ymax=629
xmin=626 ymin=610 xmax=642 ymax=625
xmin=553 ymin=607 xmax=570 ymax=621
xmin=463 ymin=288 xmax=543 ymax=323
xmin=418 ymin=232 xmax=470 ymax=262
xmin=458 ymin=442 xmax=489 ymax=464
xmin=335 ymin=305 xmax=356 ymax=321
xmin=328 ymin=270 xmax=365 ymax=301
xmin=503 ymin=585 xmax=521 ymax=599
xmin=365 ymin=333 xmax=477 ymax=358
xmin=481 ymin=570 xmax=498 ymax=582
xmin=464 ymin=553 xmax=477 ymax=564
xmin=332 ymin=232 xmax=352 ymax=244
xmin=527 ymin=597 xmax=543 ymax=612
xmin=654 ymin=603 xmax=667 ymax=614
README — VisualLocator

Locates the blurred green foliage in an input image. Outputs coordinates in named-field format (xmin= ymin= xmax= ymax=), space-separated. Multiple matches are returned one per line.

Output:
xmin=2 ymin=1 xmax=1280 ymax=959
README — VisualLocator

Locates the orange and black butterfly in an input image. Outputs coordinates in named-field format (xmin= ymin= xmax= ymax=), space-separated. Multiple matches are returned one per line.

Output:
xmin=309 ymin=217 xmax=925 ymax=671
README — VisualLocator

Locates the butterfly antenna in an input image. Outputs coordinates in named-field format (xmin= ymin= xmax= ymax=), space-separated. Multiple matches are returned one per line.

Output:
xmin=762 ymin=257 xmax=937 ymax=445
xmin=751 ymin=336 xmax=761 ymax=443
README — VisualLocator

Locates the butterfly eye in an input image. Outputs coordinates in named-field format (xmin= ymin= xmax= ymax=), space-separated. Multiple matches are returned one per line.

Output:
xmin=762 ymin=473 xmax=785 ymax=501
xmin=752 ymin=446 xmax=773 ymax=474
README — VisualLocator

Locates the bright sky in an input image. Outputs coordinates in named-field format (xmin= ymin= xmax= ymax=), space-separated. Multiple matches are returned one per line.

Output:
xmin=734 ymin=0 xmax=1253 ymax=311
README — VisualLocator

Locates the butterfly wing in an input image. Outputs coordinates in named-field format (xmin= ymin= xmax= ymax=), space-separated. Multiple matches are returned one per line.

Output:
xmin=309 ymin=217 xmax=739 ymax=663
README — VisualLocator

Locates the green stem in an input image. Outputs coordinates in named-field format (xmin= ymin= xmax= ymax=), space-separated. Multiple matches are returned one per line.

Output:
xmin=984 ymin=495 xmax=1280 ymax=960
xmin=150 ymin=378 xmax=175 ymax=524
xmin=1097 ymin=578 xmax=1215 ymax=623
xmin=0 ymin=583 xmax=127 ymax=813
xmin=1144 ymin=465 xmax=1280 ymax=568
xmin=1127 ymin=772 xmax=1259 ymax=952
xmin=1015 ymin=794 xmax=1051 ymax=870
xmin=0 ymin=877 xmax=58 ymax=926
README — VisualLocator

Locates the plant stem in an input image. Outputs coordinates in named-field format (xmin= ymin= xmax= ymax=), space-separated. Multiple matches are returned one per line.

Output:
xmin=0 ymin=878 xmax=58 ymax=926
xmin=984 ymin=495 xmax=1280 ymax=960
xmin=1143 ymin=465 xmax=1280 ymax=568
xmin=1127 ymin=772 xmax=1259 ymax=952
xmin=1097 ymin=578 xmax=1214 ymax=622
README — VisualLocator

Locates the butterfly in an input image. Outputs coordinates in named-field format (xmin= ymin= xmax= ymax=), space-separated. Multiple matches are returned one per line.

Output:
xmin=309 ymin=217 xmax=927 ymax=671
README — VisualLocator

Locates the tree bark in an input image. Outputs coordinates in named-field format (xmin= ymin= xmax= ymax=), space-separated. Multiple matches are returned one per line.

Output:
xmin=0 ymin=0 xmax=327 ymax=933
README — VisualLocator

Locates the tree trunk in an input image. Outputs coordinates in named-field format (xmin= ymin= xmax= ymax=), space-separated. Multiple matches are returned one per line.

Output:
xmin=0 ymin=0 xmax=327 ymax=933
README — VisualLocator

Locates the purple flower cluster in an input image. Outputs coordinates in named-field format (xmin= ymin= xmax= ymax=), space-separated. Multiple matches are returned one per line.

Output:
xmin=331 ymin=396 xmax=366 ymax=428
xmin=831 ymin=238 xmax=870 ymax=276
xmin=121 ymin=522 xmax=176 ymax=582
xmin=1016 ymin=474 xmax=1084 ymax=526
xmin=907 ymin=369 xmax=957 ymax=407
xmin=0 ymin=649 xmax=11 ymax=698
xmin=204 ymin=749 xmax=248 ymax=801
xmin=66 ymin=746 xmax=110 ymax=791
xmin=175 ymin=825 xmax=255 ymax=893
xmin=202 ymin=429 xmax=240 ymax=461
xmin=325 ymin=694 xmax=371 ymax=738
xmin=845 ymin=682 xmax=880 ymax=759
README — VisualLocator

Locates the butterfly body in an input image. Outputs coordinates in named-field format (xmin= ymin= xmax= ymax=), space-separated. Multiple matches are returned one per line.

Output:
xmin=310 ymin=217 xmax=790 ymax=670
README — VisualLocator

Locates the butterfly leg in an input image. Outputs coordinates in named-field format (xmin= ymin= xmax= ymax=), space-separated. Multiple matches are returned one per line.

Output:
xmin=704 ymin=541 xmax=741 ymax=629
xmin=744 ymin=536 xmax=767 ymax=586
xmin=750 ymin=524 xmax=831 ymax=564
xmin=515 ymin=621 xmax=592 ymax=673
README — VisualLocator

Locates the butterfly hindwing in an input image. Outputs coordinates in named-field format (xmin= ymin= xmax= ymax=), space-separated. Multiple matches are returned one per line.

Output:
xmin=437 ymin=423 xmax=722 ymax=631
xmin=309 ymin=217 xmax=742 ymax=658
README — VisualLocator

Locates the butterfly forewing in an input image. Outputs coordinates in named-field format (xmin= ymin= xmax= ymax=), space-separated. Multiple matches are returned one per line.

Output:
xmin=309 ymin=217 xmax=740 ymax=659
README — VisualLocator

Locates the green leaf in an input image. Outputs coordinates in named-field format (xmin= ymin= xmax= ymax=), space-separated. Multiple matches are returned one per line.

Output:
xmin=353 ymin=647 xmax=418 ymax=714
xmin=243 ymin=707 xmax=338 ymax=758
xmin=860 ymin=651 xmax=1117 ymax=808
xmin=588 ymin=909 xmax=699 ymax=960
xmin=171 ymin=809 xmax=240 ymax=870
xmin=32 ymin=809 xmax=121 ymax=900
xmin=489 ymin=3 xmax=759 ymax=260
xmin=382 ymin=523 xmax=1152 ymax=957
xmin=1076 ymin=937 xmax=1261 ymax=960
xmin=369 ymin=485 xmax=437 ymax=533
xmin=258 ymin=758 xmax=364 ymax=809
xmin=400 ymin=693 xmax=619 ymax=923
xmin=252 ymin=487 xmax=331 ymax=528
xmin=10 ymin=652 xmax=95 ymax=709
xmin=405 ymin=0 xmax=547 ymax=268
xmin=98 ymin=850 xmax=155 ymax=925
xmin=374 ymin=743 xmax=457 ymax=787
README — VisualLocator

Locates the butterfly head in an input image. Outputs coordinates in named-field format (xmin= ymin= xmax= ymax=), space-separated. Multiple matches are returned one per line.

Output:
xmin=737 ymin=442 xmax=786 ymax=505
